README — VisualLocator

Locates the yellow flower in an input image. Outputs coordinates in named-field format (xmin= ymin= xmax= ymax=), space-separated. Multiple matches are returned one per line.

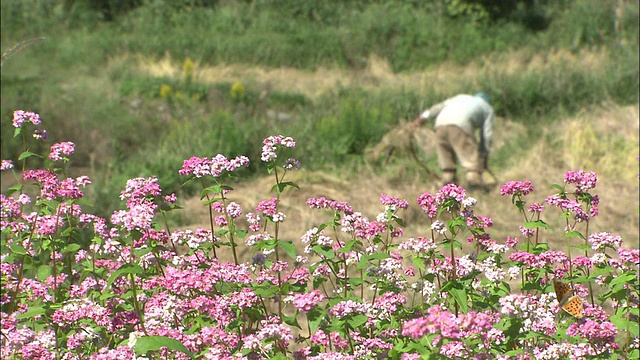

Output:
xmin=231 ymin=81 xmax=245 ymax=101
xmin=159 ymin=84 xmax=173 ymax=99
xmin=182 ymin=58 xmax=195 ymax=82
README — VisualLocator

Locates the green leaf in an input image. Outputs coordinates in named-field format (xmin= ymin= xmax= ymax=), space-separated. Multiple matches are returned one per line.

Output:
xmin=336 ymin=240 xmax=357 ymax=254
xmin=347 ymin=314 xmax=369 ymax=328
xmin=282 ymin=314 xmax=301 ymax=328
xmin=357 ymin=253 xmax=391 ymax=270
xmin=530 ymin=242 xmax=550 ymax=253
xmin=252 ymin=285 xmax=279 ymax=298
xmin=446 ymin=216 xmax=466 ymax=229
xmin=5 ymin=184 xmax=22 ymax=195
xmin=278 ymin=240 xmax=297 ymax=260
xmin=522 ymin=220 xmax=552 ymax=230
xmin=311 ymin=245 xmax=335 ymax=260
xmin=107 ymin=263 xmax=144 ymax=287
xmin=450 ymin=287 xmax=468 ymax=313
xmin=99 ymin=289 xmax=116 ymax=301
xmin=78 ymin=196 xmax=94 ymax=207
xmin=37 ymin=265 xmax=52 ymax=281
xmin=15 ymin=305 xmax=46 ymax=319
xmin=571 ymin=244 xmax=591 ymax=251
xmin=200 ymin=185 xmax=234 ymax=199
xmin=347 ymin=277 xmax=364 ymax=287
xmin=272 ymin=181 xmax=300 ymax=194
xmin=307 ymin=307 xmax=326 ymax=334
xmin=608 ymin=313 xmax=628 ymax=332
xmin=563 ymin=230 xmax=585 ymax=239
xmin=411 ymin=257 xmax=427 ymax=272
xmin=234 ymin=229 xmax=248 ymax=239
xmin=610 ymin=273 xmax=637 ymax=290
xmin=18 ymin=151 xmax=41 ymax=161
xmin=62 ymin=243 xmax=81 ymax=253
xmin=444 ymin=281 xmax=469 ymax=313
xmin=9 ymin=243 xmax=27 ymax=255
xmin=134 ymin=336 xmax=194 ymax=359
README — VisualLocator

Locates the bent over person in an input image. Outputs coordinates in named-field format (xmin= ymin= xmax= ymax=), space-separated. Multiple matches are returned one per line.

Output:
xmin=413 ymin=93 xmax=494 ymax=188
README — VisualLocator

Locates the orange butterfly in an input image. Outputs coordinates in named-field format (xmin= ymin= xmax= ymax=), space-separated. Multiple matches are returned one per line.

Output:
xmin=553 ymin=280 xmax=584 ymax=319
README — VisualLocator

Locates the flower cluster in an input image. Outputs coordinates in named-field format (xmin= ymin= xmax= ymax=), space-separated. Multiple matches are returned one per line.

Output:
xmin=49 ymin=141 xmax=75 ymax=161
xmin=1 ymin=160 xmax=14 ymax=171
xmin=2 ymin=124 xmax=638 ymax=360
xmin=588 ymin=232 xmax=623 ymax=251
xmin=402 ymin=305 xmax=502 ymax=357
xmin=261 ymin=135 xmax=296 ymax=162
xmin=306 ymin=196 xmax=354 ymax=214
xmin=12 ymin=110 xmax=41 ymax=128
xmin=500 ymin=180 xmax=534 ymax=196
xmin=564 ymin=170 xmax=598 ymax=193
xmin=289 ymin=290 xmax=326 ymax=312
xmin=178 ymin=154 xmax=249 ymax=178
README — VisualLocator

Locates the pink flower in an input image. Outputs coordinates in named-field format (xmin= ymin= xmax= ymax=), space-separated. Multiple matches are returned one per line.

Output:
xmin=49 ymin=142 xmax=75 ymax=161
xmin=283 ymin=158 xmax=301 ymax=170
xmin=564 ymin=170 xmax=598 ymax=193
xmin=261 ymin=135 xmax=296 ymax=162
xmin=164 ymin=193 xmax=177 ymax=203
xmin=292 ymin=290 xmax=325 ymax=312
xmin=440 ymin=341 xmax=468 ymax=358
xmin=110 ymin=199 xmax=156 ymax=231
xmin=417 ymin=192 xmax=438 ymax=218
xmin=509 ymin=250 xmax=568 ymax=269
xmin=380 ymin=193 xmax=409 ymax=209
xmin=330 ymin=300 xmax=367 ymax=318
xmin=306 ymin=196 xmax=354 ymax=214
xmin=178 ymin=155 xmax=249 ymax=178
xmin=528 ymin=202 xmax=544 ymax=213
xmin=402 ymin=305 xmax=500 ymax=341
xmin=12 ymin=110 xmax=41 ymax=128
xmin=500 ymin=180 xmax=534 ymax=196
xmin=617 ymin=248 xmax=639 ymax=265
xmin=119 ymin=176 xmax=161 ymax=206
xmin=566 ymin=319 xmax=618 ymax=354
xmin=32 ymin=129 xmax=48 ymax=140
xmin=545 ymin=194 xmax=590 ymax=222
xmin=226 ymin=202 xmax=242 ymax=218
xmin=436 ymin=183 xmax=466 ymax=203
xmin=1 ymin=159 xmax=14 ymax=171
xmin=399 ymin=236 xmax=436 ymax=253
xmin=588 ymin=232 xmax=623 ymax=251
xmin=499 ymin=293 xmax=557 ymax=336
xmin=256 ymin=198 xmax=278 ymax=217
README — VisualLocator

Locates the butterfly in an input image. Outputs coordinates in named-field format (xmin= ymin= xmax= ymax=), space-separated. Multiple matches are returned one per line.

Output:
xmin=553 ymin=280 xmax=584 ymax=319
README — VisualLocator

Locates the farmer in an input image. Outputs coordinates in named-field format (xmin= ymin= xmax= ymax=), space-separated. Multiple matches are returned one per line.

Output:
xmin=413 ymin=93 xmax=494 ymax=188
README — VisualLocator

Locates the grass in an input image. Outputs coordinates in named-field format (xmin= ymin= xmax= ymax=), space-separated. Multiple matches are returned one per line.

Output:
xmin=0 ymin=0 xmax=638 ymax=219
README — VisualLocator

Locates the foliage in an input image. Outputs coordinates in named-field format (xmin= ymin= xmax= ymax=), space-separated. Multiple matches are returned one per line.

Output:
xmin=3 ymin=0 xmax=630 ymax=70
xmin=1 ymin=115 xmax=638 ymax=359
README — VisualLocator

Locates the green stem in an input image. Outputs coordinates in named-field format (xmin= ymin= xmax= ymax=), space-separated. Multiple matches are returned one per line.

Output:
xmin=129 ymin=240 xmax=147 ymax=335
xmin=273 ymin=167 xmax=284 ymax=317
xmin=583 ymin=219 xmax=595 ymax=305
xmin=200 ymin=178 xmax=218 ymax=260
xmin=161 ymin=211 xmax=179 ymax=255
xmin=221 ymin=192 xmax=239 ymax=265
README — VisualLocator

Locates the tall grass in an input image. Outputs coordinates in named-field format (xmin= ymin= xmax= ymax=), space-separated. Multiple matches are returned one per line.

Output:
xmin=4 ymin=1 xmax=633 ymax=71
